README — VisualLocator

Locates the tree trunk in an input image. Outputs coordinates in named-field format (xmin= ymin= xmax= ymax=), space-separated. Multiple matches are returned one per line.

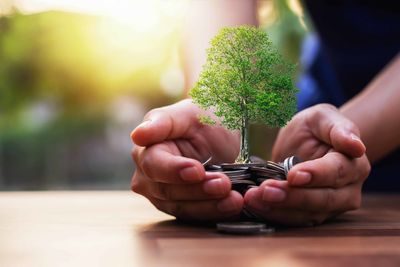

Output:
xmin=238 ymin=117 xmax=250 ymax=163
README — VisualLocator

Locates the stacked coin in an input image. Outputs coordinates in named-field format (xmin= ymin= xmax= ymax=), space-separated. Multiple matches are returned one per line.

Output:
xmin=204 ymin=156 xmax=301 ymax=195
xmin=205 ymin=156 xmax=302 ymax=234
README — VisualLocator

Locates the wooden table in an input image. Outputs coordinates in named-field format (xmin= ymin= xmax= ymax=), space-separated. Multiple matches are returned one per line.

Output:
xmin=0 ymin=191 xmax=399 ymax=267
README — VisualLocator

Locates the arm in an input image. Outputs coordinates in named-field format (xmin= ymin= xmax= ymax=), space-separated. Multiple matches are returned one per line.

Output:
xmin=182 ymin=0 xmax=258 ymax=91
xmin=340 ymin=55 xmax=400 ymax=163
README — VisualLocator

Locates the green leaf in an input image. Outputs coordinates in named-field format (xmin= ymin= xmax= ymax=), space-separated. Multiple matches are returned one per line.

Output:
xmin=189 ymin=26 xmax=298 ymax=161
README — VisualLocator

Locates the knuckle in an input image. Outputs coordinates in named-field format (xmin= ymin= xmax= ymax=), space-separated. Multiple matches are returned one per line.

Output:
xmin=130 ymin=172 xmax=143 ymax=194
xmin=141 ymin=151 xmax=154 ymax=179
xmin=316 ymin=103 xmax=337 ymax=112
xmin=353 ymin=156 xmax=371 ymax=184
xmin=324 ymin=152 xmax=347 ymax=187
xmin=131 ymin=146 xmax=141 ymax=164
xmin=361 ymin=158 xmax=371 ymax=181
xmin=334 ymin=155 xmax=346 ymax=187
xmin=305 ymin=104 xmax=337 ymax=128
xmin=311 ymin=103 xmax=337 ymax=118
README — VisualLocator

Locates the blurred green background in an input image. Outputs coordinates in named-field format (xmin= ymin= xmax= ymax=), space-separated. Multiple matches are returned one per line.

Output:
xmin=0 ymin=0 xmax=307 ymax=190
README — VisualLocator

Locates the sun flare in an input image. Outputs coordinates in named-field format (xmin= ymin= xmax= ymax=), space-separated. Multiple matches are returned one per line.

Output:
xmin=13 ymin=0 xmax=186 ymax=34
xmin=7 ymin=0 xmax=188 ymax=96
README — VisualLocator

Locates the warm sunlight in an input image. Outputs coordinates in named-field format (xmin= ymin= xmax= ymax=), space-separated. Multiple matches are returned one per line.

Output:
xmin=1 ymin=0 xmax=191 ymax=192
xmin=14 ymin=0 xmax=186 ymax=34
xmin=9 ymin=0 xmax=188 ymax=96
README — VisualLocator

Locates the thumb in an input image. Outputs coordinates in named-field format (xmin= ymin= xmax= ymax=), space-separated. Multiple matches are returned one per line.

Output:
xmin=307 ymin=104 xmax=366 ymax=158
xmin=329 ymin=126 xmax=366 ymax=158
xmin=131 ymin=99 xmax=201 ymax=147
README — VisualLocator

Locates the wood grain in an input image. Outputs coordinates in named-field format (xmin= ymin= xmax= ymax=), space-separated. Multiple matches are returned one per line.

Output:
xmin=0 ymin=192 xmax=399 ymax=267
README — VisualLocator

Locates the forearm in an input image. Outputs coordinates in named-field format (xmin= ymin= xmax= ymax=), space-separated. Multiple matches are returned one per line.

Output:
xmin=182 ymin=0 xmax=258 ymax=92
xmin=340 ymin=54 xmax=400 ymax=163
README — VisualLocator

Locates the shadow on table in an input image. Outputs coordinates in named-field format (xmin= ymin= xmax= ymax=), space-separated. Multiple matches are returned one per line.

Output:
xmin=137 ymin=219 xmax=220 ymax=239
xmin=137 ymin=210 xmax=400 ymax=239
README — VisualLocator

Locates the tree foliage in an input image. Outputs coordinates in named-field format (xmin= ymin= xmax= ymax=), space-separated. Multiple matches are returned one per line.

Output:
xmin=190 ymin=26 xmax=297 ymax=162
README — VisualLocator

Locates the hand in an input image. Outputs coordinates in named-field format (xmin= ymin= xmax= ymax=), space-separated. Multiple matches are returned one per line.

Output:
xmin=244 ymin=104 xmax=371 ymax=226
xmin=130 ymin=99 xmax=243 ymax=221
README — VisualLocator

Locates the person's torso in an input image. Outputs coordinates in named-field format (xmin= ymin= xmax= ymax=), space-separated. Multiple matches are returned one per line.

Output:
xmin=300 ymin=0 xmax=400 ymax=191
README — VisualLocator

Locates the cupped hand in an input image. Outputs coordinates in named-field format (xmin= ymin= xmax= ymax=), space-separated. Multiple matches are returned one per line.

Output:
xmin=131 ymin=99 xmax=243 ymax=221
xmin=244 ymin=104 xmax=371 ymax=226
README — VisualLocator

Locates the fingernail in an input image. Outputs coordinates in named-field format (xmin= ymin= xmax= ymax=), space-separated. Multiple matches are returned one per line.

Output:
xmin=217 ymin=196 xmax=240 ymax=213
xmin=179 ymin=166 xmax=201 ymax=182
xmin=137 ymin=120 xmax=152 ymax=129
xmin=351 ymin=133 xmax=366 ymax=146
xmin=350 ymin=133 xmax=361 ymax=142
xmin=262 ymin=186 xmax=286 ymax=202
xmin=291 ymin=171 xmax=312 ymax=186
xmin=203 ymin=178 xmax=226 ymax=195
xmin=350 ymin=133 xmax=366 ymax=151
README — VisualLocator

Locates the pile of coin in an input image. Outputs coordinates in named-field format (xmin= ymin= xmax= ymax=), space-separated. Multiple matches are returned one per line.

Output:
xmin=204 ymin=155 xmax=301 ymax=233
xmin=204 ymin=156 xmax=301 ymax=195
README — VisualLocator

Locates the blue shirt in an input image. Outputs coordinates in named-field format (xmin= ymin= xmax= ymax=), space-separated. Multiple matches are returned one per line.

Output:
xmin=298 ymin=1 xmax=400 ymax=191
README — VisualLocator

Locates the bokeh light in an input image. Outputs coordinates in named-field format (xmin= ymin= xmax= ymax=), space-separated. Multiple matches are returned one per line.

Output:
xmin=0 ymin=0 xmax=306 ymax=190
xmin=0 ymin=0 xmax=188 ymax=190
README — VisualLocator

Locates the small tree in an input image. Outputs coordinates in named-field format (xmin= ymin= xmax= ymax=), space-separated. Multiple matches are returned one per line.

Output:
xmin=190 ymin=26 xmax=297 ymax=163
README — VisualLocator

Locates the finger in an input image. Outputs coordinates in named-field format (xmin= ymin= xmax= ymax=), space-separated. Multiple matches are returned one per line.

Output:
xmin=306 ymin=104 xmax=366 ymax=158
xmin=148 ymin=191 xmax=244 ymax=221
xmin=244 ymin=188 xmax=319 ymax=226
xmin=287 ymin=152 xmax=370 ymax=188
xmin=131 ymin=99 xmax=201 ymax=146
xmin=245 ymin=179 xmax=362 ymax=213
xmin=147 ymin=172 xmax=232 ymax=201
xmin=137 ymin=142 xmax=205 ymax=183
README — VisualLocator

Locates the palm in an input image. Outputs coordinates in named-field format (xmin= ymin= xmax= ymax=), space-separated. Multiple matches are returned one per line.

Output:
xmin=272 ymin=114 xmax=331 ymax=162
xmin=168 ymin=125 xmax=239 ymax=164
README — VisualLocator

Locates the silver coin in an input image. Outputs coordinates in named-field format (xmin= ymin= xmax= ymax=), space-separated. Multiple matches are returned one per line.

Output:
xmin=223 ymin=169 xmax=248 ymax=175
xmin=202 ymin=156 xmax=212 ymax=166
xmin=220 ymin=163 xmax=266 ymax=169
xmin=205 ymin=164 xmax=223 ymax=171
xmin=283 ymin=156 xmax=302 ymax=175
xmin=251 ymin=167 xmax=283 ymax=176
xmin=228 ymin=174 xmax=252 ymax=180
xmin=290 ymin=156 xmax=302 ymax=168
xmin=283 ymin=157 xmax=290 ymax=175
xmin=206 ymin=156 xmax=301 ymax=196
xmin=216 ymin=222 xmax=275 ymax=235
xmin=230 ymin=180 xmax=256 ymax=185
xmin=266 ymin=161 xmax=285 ymax=170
